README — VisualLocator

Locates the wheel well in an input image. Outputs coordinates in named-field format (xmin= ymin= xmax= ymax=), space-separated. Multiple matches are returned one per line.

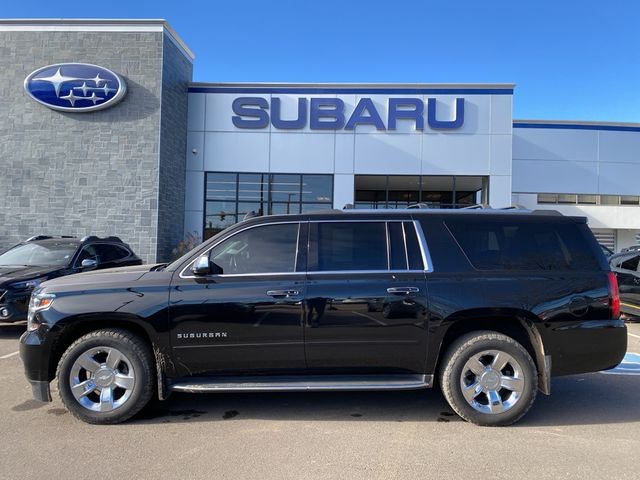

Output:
xmin=48 ymin=319 xmax=153 ymax=381
xmin=437 ymin=316 xmax=539 ymax=376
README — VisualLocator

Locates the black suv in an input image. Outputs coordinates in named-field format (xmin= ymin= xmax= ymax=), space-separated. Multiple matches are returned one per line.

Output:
xmin=20 ymin=211 xmax=626 ymax=426
xmin=0 ymin=236 xmax=141 ymax=323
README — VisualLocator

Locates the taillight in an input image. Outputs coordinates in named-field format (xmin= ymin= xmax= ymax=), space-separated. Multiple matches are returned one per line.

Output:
xmin=607 ymin=271 xmax=620 ymax=319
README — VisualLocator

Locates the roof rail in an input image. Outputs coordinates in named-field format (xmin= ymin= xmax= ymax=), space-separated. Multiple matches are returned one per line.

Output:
xmin=80 ymin=235 xmax=124 ymax=243
xmin=26 ymin=235 xmax=53 ymax=242
xmin=26 ymin=235 xmax=77 ymax=242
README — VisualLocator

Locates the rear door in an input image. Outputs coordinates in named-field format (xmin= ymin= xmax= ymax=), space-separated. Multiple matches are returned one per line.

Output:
xmin=304 ymin=219 xmax=429 ymax=373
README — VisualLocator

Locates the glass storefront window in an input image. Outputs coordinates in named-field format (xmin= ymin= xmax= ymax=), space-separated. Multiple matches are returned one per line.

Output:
xmin=621 ymin=195 xmax=640 ymax=205
xmin=204 ymin=172 xmax=333 ymax=239
xmin=354 ymin=175 xmax=487 ymax=209
xmin=270 ymin=174 xmax=301 ymax=202
xmin=600 ymin=195 xmax=620 ymax=205
xmin=577 ymin=194 xmax=598 ymax=205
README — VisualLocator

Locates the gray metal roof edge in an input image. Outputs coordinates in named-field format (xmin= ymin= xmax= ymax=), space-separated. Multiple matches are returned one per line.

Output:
xmin=0 ymin=18 xmax=194 ymax=60
xmin=188 ymin=81 xmax=517 ymax=89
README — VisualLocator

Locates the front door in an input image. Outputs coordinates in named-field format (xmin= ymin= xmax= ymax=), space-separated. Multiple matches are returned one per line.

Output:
xmin=169 ymin=221 xmax=306 ymax=375
xmin=304 ymin=220 xmax=429 ymax=373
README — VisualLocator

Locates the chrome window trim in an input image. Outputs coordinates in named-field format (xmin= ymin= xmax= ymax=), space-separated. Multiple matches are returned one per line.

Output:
xmin=412 ymin=220 xmax=434 ymax=272
xmin=384 ymin=222 xmax=391 ymax=270
xmin=179 ymin=218 xmax=434 ymax=279
xmin=401 ymin=222 xmax=410 ymax=270
xmin=179 ymin=221 xmax=301 ymax=279
xmin=306 ymin=269 xmax=427 ymax=275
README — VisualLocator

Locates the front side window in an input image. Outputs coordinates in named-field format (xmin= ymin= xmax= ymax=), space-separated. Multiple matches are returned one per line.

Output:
xmin=208 ymin=223 xmax=299 ymax=275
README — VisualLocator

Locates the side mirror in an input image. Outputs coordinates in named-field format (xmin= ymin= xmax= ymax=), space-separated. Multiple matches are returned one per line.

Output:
xmin=191 ymin=255 xmax=211 ymax=275
xmin=81 ymin=258 xmax=98 ymax=271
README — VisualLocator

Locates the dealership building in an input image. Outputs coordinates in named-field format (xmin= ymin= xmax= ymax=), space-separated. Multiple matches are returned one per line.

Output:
xmin=1 ymin=19 xmax=639 ymax=262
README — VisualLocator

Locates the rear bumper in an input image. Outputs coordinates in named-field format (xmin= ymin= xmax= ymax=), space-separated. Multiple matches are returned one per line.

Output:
xmin=543 ymin=319 xmax=627 ymax=376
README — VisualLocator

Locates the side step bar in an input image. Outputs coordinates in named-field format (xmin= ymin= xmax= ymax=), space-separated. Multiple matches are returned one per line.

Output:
xmin=169 ymin=374 xmax=433 ymax=393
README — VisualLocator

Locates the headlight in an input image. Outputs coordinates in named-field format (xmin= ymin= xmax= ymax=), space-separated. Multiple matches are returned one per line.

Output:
xmin=27 ymin=291 xmax=55 ymax=332
xmin=10 ymin=278 xmax=45 ymax=290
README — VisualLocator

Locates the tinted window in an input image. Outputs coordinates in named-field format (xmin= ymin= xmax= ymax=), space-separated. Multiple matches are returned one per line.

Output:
xmin=314 ymin=222 xmax=387 ymax=271
xmin=76 ymin=245 xmax=97 ymax=264
xmin=388 ymin=223 xmax=407 ymax=270
xmin=94 ymin=244 xmax=130 ymax=263
xmin=446 ymin=219 xmax=600 ymax=271
xmin=620 ymin=255 xmax=640 ymax=272
xmin=209 ymin=223 xmax=299 ymax=274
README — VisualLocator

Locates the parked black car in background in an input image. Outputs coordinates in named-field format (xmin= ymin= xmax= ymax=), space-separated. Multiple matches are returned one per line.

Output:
xmin=20 ymin=210 xmax=626 ymax=427
xmin=610 ymin=251 xmax=640 ymax=318
xmin=0 ymin=236 xmax=141 ymax=323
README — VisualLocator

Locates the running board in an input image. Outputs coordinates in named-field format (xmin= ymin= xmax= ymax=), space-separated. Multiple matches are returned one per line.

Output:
xmin=169 ymin=374 xmax=433 ymax=393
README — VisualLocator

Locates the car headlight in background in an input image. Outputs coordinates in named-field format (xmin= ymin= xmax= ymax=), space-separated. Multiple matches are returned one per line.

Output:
xmin=27 ymin=291 xmax=55 ymax=332
xmin=10 ymin=278 xmax=45 ymax=290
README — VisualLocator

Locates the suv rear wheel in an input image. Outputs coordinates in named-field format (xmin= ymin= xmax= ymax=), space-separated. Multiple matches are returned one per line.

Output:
xmin=56 ymin=328 xmax=154 ymax=424
xmin=439 ymin=330 xmax=537 ymax=426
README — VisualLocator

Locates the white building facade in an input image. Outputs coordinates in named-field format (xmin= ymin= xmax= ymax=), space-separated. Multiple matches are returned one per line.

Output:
xmin=184 ymin=84 xmax=639 ymax=252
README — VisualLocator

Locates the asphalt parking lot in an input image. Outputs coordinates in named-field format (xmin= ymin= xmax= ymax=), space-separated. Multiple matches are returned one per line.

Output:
xmin=1 ymin=322 xmax=639 ymax=480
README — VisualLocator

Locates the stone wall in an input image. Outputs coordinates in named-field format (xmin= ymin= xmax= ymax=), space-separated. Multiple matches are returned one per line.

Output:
xmin=157 ymin=35 xmax=192 ymax=261
xmin=0 ymin=29 xmax=190 ymax=263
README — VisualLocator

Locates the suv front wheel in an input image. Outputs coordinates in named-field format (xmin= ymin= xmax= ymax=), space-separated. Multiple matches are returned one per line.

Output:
xmin=439 ymin=331 xmax=538 ymax=426
xmin=56 ymin=328 xmax=155 ymax=424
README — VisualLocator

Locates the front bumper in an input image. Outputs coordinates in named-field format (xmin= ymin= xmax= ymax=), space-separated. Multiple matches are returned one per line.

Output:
xmin=0 ymin=296 xmax=28 ymax=323
xmin=19 ymin=329 xmax=53 ymax=402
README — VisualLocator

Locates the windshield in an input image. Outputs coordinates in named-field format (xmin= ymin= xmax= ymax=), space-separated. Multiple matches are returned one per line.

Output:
xmin=0 ymin=242 xmax=78 ymax=267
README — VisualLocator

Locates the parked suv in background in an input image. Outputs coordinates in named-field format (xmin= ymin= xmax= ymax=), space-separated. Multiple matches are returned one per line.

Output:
xmin=20 ymin=210 xmax=626 ymax=426
xmin=609 ymin=251 xmax=640 ymax=317
xmin=0 ymin=236 xmax=141 ymax=323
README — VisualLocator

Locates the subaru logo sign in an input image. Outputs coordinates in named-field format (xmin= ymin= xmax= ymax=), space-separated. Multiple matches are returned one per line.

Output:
xmin=23 ymin=63 xmax=126 ymax=113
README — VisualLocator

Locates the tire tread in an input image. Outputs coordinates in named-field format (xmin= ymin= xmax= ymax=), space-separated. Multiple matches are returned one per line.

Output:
xmin=439 ymin=330 xmax=537 ymax=427
xmin=56 ymin=328 xmax=154 ymax=425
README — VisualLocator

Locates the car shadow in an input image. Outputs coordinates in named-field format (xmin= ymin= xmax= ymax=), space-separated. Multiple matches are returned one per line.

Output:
xmin=131 ymin=372 xmax=640 ymax=427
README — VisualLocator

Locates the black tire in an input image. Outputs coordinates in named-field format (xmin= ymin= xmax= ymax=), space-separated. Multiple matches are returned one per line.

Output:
xmin=439 ymin=330 xmax=538 ymax=427
xmin=56 ymin=328 xmax=155 ymax=425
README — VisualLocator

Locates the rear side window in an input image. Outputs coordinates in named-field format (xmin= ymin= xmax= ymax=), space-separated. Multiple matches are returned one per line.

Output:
xmin=93 ymin=244 xmax=130 ymax=262
xmin=309 ymin=221 xmax=425 ymax=272
xmin=620 ymin=255 xmax=640 ymax=272
xmin=312 ymin=222 xmax=387 ymax=271
xmin=446 ymin=219 xmax=600 ymax=271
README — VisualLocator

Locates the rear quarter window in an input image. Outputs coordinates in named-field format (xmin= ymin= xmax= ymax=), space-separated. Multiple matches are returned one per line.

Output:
xmin=445 ymin=219 xmax=601 ymax=271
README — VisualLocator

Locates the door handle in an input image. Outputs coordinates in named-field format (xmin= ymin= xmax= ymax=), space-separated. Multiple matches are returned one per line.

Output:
xmin=267 ymin=289 xmax=299 ymax=298
xmin=387 ymin=287 xmax=420 ymax=295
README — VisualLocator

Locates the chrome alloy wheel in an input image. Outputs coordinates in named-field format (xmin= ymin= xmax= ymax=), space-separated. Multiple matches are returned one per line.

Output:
xmin=69 ymin=346 xmax=136 ymax=412
xmin=460 ymin=350 xmax=525 ymax=414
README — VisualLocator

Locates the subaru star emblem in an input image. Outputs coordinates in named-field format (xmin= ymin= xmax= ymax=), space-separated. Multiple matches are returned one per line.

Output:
xmin=23 ymin=63 xmax=127 ymax=112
